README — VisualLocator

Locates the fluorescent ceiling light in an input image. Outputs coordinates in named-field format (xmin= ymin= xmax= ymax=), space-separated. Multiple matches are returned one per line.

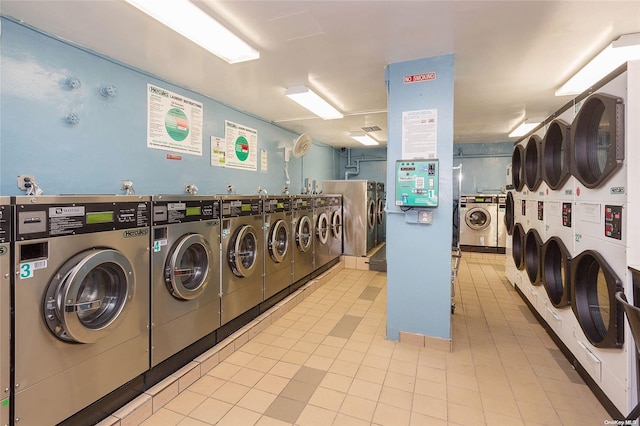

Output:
xmin=285 ymin=85 xmax=343 ymax=120
xmin=556 ymin=33 xmax=640 ymax=96
xmin=508 ymin=119 xmax=541 ymax=138
xmin=124 ymin=0 xmax=259 ymax=64
xmin=350 ymin=131 xmax=379 ymax=146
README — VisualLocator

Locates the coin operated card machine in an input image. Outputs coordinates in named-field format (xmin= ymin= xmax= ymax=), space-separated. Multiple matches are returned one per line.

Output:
xmin=395 ymin=160 xmax=439 ymax=223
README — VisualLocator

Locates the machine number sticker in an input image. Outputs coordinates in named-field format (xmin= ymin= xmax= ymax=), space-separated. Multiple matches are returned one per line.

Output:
xmin=153 ymin=240 xmax=167 ymax=252
xmin=19 ymin=260 xmax=47 ymax=279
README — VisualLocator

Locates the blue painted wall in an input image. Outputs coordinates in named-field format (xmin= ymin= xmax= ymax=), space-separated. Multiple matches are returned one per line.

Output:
xmin=386 ymin=55 xmax=454 ymax=341
xmin=335 ymin=147 xmax=387 ymax=184
xmin=453 ymin=142 xmax=512 ymax=194
xmin=0 ymin=18 xmax=339 ymax=196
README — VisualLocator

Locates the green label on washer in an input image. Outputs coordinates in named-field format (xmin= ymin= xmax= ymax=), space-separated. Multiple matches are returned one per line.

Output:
xmin=0 ymin=245 xmax=7 ymax=256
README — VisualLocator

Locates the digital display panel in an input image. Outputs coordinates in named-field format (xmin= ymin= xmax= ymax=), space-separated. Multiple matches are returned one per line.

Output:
xmin=241 ymin=204 xmax=251 ymax=212
xmin=86 ymin=211 xmax=114 ymax=224
xmin=186 ymin=206 xmax=201 ymax=216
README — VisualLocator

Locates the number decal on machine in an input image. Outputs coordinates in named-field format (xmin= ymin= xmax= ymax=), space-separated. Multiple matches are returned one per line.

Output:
xmin=19 ymin=260 xmax=47 ymax=279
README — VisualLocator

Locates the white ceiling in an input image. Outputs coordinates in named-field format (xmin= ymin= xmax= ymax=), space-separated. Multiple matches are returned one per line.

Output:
xmin=2 ymin=1 xmax=639 ymax=147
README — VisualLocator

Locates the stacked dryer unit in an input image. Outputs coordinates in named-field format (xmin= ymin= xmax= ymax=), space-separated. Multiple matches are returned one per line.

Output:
xmin=292 ymin=195 xmax=314 ymax=283
xmin=150 ymin=195 xmax=221 ymax=367
xmin=507 ymin=63 xmax=640 ymax=416
xmin=263 ymin=196 xmax=293 ymax=299
xmin=0 ymin=198 xmax=11 ymax=425
xmin=220 ymin=196 xmax=263 ymax=325
xmin=13 ymin=195 xmax=151 ymax=426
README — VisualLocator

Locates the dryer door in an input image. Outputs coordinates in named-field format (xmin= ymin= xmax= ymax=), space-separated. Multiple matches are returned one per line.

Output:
xmin=269 ymin=219 xmax=289 ymax=263
xmin=331 ymin=209 xmax=343 ymax=239
xmin=465 ymin=207 xmax=491 ymax=231
xmin=316 ymin=212 xmax=329 ymax=245
xmin=165 ymin=233 xmax=211 ymax=300
xmin=296 ymin=215 xmax=313 ymax=252
xmin=43 ymin=249 xmax=134 ymax=344
xmin=505 ymin=192 xmax=515 ymax=235
xmin=229 ymin=225 xmax=259 ymax=277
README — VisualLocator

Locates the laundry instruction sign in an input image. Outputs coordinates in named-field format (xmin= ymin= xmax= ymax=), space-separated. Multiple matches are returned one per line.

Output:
xmin=147 ymin=84 xmax=203 ymax=155
xmin=225 ymin=120 xmax=258 ymax=171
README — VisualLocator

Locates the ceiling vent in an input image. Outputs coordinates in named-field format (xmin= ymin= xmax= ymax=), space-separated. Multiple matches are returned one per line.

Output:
xmin=361 ymin=125 xmax=382 ymax=133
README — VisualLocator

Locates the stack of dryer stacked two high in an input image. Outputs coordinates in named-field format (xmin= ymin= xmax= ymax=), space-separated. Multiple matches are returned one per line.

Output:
xmin=506 ymin=62 xmax=640 ymax=417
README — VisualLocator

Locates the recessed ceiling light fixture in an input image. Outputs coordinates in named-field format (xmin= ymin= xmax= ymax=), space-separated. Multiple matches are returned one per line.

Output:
xmin=285 ymin=85 xmax=343 ymax=120
xmin=508 ymin=119 xmax=542 ymax=138
xmin=350 ymin=131 xmax=379 ymax=146
xmin=124 ymin=0 xmax=259 ymax=64
xmin=556 ymin=33 xmax=640 ymax=96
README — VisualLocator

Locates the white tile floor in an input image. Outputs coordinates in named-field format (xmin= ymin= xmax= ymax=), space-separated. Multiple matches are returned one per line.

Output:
xmin=106 ymin=253 xmax=612 ymax=425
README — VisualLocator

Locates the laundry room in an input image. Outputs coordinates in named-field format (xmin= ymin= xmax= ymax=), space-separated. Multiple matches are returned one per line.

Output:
xmin=1 ymin=2 xmax=640 ymax=426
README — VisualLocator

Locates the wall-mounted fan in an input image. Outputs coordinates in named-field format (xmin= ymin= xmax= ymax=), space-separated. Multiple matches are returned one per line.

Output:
xmin=293 ymin=133 xmax=312 ymax=158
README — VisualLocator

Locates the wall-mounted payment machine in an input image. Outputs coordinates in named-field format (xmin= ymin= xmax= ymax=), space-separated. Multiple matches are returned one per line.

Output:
xmin=395 ymin=160 xmax=439 ymax=207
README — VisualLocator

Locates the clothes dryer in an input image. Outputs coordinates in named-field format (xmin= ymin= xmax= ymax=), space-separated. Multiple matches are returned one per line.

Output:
xmin=313 ymin=195 xmax=331 ymax=270
xmin=220 ymin=196 xmax=263 ymax=325
xmin=327 ymin=195 xmax=343 ymax=262
xmin=13 ymin=195 xmax=151 ymax=426
xmin=150 ymin=195 xmax=221 ymax=367
xmin=292 ymin=195 xmax=314 ymax=283
xmin=376 ymin=182 xmax=385 ymax=244
xmin=542 ymin=119 xmax=575 ymax=202
xmin=0 ymin=198 xmax=11 ymax=425
xmin=459 ymin=195 xmax=497 ymax=248
xmin=366 ymin=181 xmax=377 ymax=252
xmin=263 ymin=196 xmax=293 ymax=300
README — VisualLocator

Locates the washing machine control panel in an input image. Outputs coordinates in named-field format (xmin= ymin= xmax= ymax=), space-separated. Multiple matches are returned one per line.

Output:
xmin=264 ymin=198 xmax=291 ymax=213
xmin=16 ymin=201 xmax=150 ymax=240
xmin=293 ymin=197 xmax=312 ymax=210
xmin=0 ymin=203 xmax=11 ymax=244
xmin=153 ymin=199 xmax=219 ymax=224
xmin=222 ymin=199 xmax=261 ymax=217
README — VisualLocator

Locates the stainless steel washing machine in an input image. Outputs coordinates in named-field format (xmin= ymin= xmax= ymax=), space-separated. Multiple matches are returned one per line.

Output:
xmin=313 ymin=195 xmax=331 ymax=270
xmin=13 ymin=195 xmax=150 ymax=426
xmin=263 ymin=196 xmax=293 ymax=300
xmin=220 ymin=196 xmax=263 ymax=325
xmin=327 ymin=194 xmax=343 ymax=262
xmin=292 ymin=195 xmax=314 ymax=283
xmin=0 ymin=197 xmax=11 ymax=426
xmin=151 ymin=195 xmax=221 ymax=367
xmin=376 ymin=182 xmax=385 ymax=244
xmin=322 ymin=180 xmax=376 ymax=256
xmin=459 ymin=194 xmax=498 ymax=248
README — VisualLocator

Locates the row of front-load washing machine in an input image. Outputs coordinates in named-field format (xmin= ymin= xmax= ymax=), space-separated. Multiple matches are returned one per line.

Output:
xmin=504 ymin=61 xmax=640 ymax=418
xmin=0 ymin=193 xmax=342 ymax=425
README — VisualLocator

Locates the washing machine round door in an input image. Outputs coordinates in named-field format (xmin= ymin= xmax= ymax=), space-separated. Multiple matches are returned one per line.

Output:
xmin=44 ymin=249 xmax=134 ymax=344
xmin=367 ymin=199 xmax=376 ymax=230
xmin=512 ymin=223 xmax=525 ymax=270
xmin=571 ymin=250 xmax=624 ymax=348
xmin=465 ymin=207 xmax=491 ymax=231
xmin=376 ymin=199 xmax=384 ymax=225
xmin=316 ymin=212 xmax=329 ymax=245
xmin=229 ymin=225 xmax=259 ymax=277
xmin=572 ymin=94 xmax=624 ymax=189
xmin=542 ymin=119 xmax=571 ymax=190
xmin=541 ymin=237 xmax=571 ymax=308
xmin=165 ymin=234 xmax=211 ymax=300
xmin=296 ymin=215 xmax=312 ymax=252
xmin=505 ymin=192 xmax=515 ymax=235
xmin=269 ymin=219 xmax=289 ymax=263
xmin=331 ymin=210 xmax=342 ymax=239
xmin=512 ymin=145 xmax=525 ymax=191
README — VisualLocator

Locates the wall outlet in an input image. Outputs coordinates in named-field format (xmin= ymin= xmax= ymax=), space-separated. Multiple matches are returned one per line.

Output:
xmin=17 ymin=175 xmax=35 ymax=190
